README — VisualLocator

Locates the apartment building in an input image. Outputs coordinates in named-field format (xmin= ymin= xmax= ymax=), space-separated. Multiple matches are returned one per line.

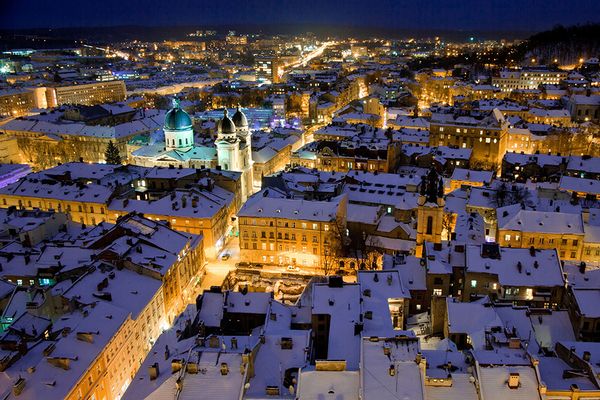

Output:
xmin=238 ymin=189 xmax=348 ymax=271
xmin=429 ymin=108 xmax=509 ymax=169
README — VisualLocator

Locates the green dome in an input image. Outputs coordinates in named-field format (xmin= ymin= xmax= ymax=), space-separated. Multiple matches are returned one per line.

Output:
xmin=164 ymin=99 xmax=192 ymax=131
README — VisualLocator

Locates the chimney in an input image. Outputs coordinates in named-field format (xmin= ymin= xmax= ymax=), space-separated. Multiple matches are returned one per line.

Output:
xmin=508 ymin=372 xmax=520 ymax=389
xmin=171 ymin=359 xmax=183 ymax=374
xmin=12 ymin=377 xmax=26 ymax=396
xmin=76 ymin=332 xmax=96 ymax=343
xmin=149 ymin=362 xmax=159 ymax=380
xmin=280 ymin=337 xmax=293 ymax=350
xmin=583 ymin=351 xmax=591 ymax=362
xmin=220 ymin=362 xmax=229 ymax=375
xmin=47 ymin=357 xmax=76 ymax=371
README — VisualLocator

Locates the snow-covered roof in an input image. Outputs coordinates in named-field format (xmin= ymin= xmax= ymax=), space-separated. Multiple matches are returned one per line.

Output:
xmin=297 ymin=370 xmax=359 ymax=400
xmin=446 ymin=300 xmax=502 ymax=349
xmin=560 ymin=175 xmax=600 ymax=195
xmin=346 ymin=203 xmax=380 ymax=225
xmin=466 ymin=245 xmax=565 ymax=288
xmin=477 ymin=365 xmax=542 ymax=400
xmin=311 ymin=282 xmax=362 ymax=370
xmin=239 ymin=190 xmax=346 ymax=222
xmin=361 ymin=337 xmax=424 ymax=400
xmin=497 ymin=206 xmax=583 ymax=235
xmin=358 ymin=270 xmax=410 ymax=336
xmin=1 ymin=302 xmax=128 ymax=400
xmin=450 ymin=168 xmax=493 ymax=184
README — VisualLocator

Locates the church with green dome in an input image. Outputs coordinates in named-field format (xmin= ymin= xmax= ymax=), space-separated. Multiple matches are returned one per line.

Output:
xmin=164 ymin=99 xmax=194 ymax=151
xmin=130 ymin=98 xmax=254 ymax=201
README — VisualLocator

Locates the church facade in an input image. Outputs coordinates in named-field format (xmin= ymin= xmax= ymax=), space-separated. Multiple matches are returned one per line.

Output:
xmin=130 ymin=100 xmax=254 ymax=201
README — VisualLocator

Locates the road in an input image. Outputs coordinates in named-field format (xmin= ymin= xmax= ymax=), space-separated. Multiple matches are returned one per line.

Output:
xmin=194 ymin=236 xmax=240 ymax=297
xmin=279 ymin=41 xmax=335 ymax=79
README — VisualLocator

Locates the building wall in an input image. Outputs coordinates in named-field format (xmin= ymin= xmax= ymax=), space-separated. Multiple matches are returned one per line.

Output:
xmin=416 ymin=201 xmax=444 ymax=257
xmin=51 ymin=80 xmax=126 ymax=106
xmin=0 ymin=90 xmax=36 ymax=118
xmin=429 ymin=123 xmax=507 ymax=169
xmin=3 ymin=128 xmax=134 ymax=170
xmin=0 ymin=195 xmax=109 ymax=226
xmin=253 ymin=144 xmax=292 ymax=188
xmin=498 ymin=230 xmax=584 ymax=261
xmin=239 ymin=216 xmax=340 ymax=271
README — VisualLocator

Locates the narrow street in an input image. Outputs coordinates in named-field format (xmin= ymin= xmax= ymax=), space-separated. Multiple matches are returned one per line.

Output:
xmin=193 ymin=236 xmax=240 ymax=299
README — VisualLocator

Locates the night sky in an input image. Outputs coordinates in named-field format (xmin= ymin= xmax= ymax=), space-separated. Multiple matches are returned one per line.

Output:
xmin=1 ymin=0 xmax=599 ymax=31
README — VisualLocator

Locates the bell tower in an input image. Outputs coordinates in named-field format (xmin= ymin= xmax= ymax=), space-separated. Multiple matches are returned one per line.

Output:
xmin=415 ymin=168 xmax=445 ymax=257
xmin=216 ymin=109 xmax=240 ymax=172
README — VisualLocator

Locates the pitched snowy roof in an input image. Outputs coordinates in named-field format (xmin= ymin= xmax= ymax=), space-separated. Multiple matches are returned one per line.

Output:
xmin=497 ymin=207 xmax=583 ymax=235
xmin=466 ymin=245 xmax=565 ymax=288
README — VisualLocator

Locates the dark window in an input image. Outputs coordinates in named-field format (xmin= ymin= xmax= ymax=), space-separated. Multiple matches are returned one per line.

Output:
xmin=426 ymin=216 xmax=433 ymax=235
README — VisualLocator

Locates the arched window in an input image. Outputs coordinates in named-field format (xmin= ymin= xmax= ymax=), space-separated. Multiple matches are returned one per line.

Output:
xmin=426 ymin=216 xmax=433 ymax=235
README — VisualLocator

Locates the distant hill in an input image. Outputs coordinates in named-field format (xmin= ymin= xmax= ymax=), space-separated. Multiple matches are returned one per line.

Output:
xmin=517 ymin=24 xmax=600 ymax=65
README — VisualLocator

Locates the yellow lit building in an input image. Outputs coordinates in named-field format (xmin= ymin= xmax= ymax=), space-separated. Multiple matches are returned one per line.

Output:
xmin=238 ymin=190 xmax=348 ymax=272
xmin=429 ymin=108 xmax=509 ymax=169
xmin=0 ymin=165 xmax=237 ymax=259
xmin=0 ymin=88 xmax=37 ymax=118
xmin=0 ymin=213 xmax=204 ymax=400
xmin=497 ymin=206 xmax=584 ymax=261
xmin=47 ymin=80 xmax=127 ymax=107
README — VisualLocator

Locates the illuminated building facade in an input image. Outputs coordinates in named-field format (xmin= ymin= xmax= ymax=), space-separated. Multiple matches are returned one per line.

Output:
xmin=238 ymin=191 xmax=348 ymax=271
xmin=429 ymin=108 xmax=509 ymax=169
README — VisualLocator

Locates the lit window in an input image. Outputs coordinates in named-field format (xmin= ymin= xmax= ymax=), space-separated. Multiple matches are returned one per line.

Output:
xmin=504 ymin=234 xmax=511 ymax=241
xmin=433 ymin=289 xmax=442 ymax=296
xmin=470 ymin=280 xmax=477 ymax=288
xmin=525 ymin=288 xmax=533 ymax=300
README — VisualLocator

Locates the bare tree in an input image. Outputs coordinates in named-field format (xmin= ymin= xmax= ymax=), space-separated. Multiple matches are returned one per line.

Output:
xmin=321 ymin=216 xmax=348 ymax=275
xmin=493 ymin=182 xmax=530 ymax=208
xmin=442 ymin=213 xmax=456 ymax=241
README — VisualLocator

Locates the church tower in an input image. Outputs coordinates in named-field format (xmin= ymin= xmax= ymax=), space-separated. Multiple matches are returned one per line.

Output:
xmin=216 ymin=109 xmax=240 ymax=171
xmin=232 ymin=106 xmax=254 ymax=199
xmin=415 ymin=168 xmax=445 ymax=257
xmin=164 ymin=98 xmax=194 ymax=152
